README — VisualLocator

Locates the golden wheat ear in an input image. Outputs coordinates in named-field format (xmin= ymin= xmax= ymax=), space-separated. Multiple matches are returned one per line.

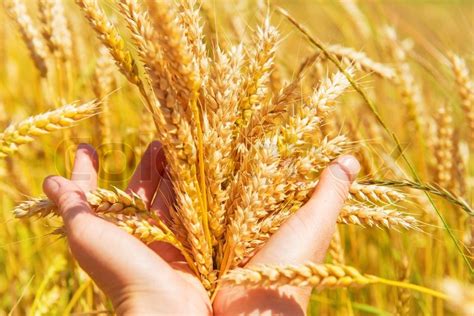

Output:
xmin=0 ymin=101 xmax=99 ymax=157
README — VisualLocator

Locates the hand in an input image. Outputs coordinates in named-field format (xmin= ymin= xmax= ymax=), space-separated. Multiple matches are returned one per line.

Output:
xmin=213 ymin=155 xmax=360 ymax=315
xmin=43 ymin=142 xmax=211 ymax=315
xmin=43 ymin=142 xmax=359 ymax=315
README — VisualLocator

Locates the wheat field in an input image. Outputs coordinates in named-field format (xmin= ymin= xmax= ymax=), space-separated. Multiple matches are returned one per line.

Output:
xmin=0 ymin=0 xmax=473 ymax=315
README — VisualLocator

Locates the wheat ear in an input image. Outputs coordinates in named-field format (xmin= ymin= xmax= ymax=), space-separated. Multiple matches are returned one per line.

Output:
xmin=222 ymin=262 xmax=448 ymax=299
xmin=38 ymin=0 xmax=72 ymax=62
xmin=14 ymin=187 xmax=147 ymax=218
xmin=349 ymin=182 xmax=405 ymax=204
xmin=324 ymin=44 xmax=395 ymax=81
xmin=0 ymin=101 xmax=98 ymax=157
xmin=363 ymin=179 xmax=473 ymax=216
xmin=204 ymin=46 xmax=244 ymax=244
xmin=75 ymin=0 xmax=143 ymax=88
xmin=91 ymin=46 xmax=116 ymax=144
xmin=238 ymin=17 xmax=279 ymax=129
xmin=146 ymin=0 xmax=200 ymax=107
xmin=433 ymin=103 xmax=454 ymax=189
xmin=384 ymin=26 xmax=426 ymax=135
xmin=449 ymin=53 xmax=474 ymax=149
xmin=338 ymin=205 xmax=419 ymax=230
xmin=5 ymin=0 xmax=48 ymax=77
xmin=222 ymin=263 xmax=374 ymax=289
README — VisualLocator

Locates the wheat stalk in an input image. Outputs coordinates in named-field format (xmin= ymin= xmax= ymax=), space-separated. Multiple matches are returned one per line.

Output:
xmin=5 ymin=0 xmax=48 ymax=77
xmin=0 ymin=101 xmax=98 ymax=157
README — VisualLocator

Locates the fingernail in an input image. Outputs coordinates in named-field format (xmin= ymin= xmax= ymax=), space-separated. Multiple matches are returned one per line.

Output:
xmin=330 ymin=155 xmax=360 ymax=182
xmin=77 ymin=143 xmax=89 ymax=151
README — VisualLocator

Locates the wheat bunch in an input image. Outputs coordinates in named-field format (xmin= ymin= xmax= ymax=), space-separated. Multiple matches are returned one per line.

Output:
xmin=5 ymin=0 xmax=48 ymax=77
xmin=0 ymin=101 xmax=98 ymax=157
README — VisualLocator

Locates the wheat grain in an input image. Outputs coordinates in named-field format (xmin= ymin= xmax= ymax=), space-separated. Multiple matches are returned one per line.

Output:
xmin=0 ymin=101 xmax=98 ymax=157
xmin=5 ymin=0 xmax=48 ymax=77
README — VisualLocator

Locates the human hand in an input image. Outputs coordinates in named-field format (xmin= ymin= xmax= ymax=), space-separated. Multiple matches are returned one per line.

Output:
xmin=43 ymin=142 xmax=359 ymax=315
xmin=42 ymin=142 xmax=211 ymax=315
xmin=213 ymin=155 xmax=360 ymax=315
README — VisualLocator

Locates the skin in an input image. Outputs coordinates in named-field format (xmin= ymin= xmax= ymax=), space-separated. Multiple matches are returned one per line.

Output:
xmin=43 ymin=142 xmax=360 ymax=315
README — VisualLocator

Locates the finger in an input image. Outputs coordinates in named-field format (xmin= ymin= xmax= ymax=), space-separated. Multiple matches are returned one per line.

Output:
xmin=127 ymin=141 xmax=166 ymax=207
xmin=251 ymin=155 xmax=360 ymax=265
xmin=43 ymin=176 xmax=180 ymax=302
xmin=71 ymin=144 xmax=99 ymax=192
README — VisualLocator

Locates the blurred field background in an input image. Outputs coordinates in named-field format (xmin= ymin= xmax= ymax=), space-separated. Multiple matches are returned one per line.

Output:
xmin=0 ymin=0 xmax=472 ymax=315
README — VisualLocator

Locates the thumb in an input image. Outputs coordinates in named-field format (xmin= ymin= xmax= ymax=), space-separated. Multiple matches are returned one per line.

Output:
xmin=43 ymin=175 xmax=92 ymax=228
xmin=251 ymin=155 xmax=360 ymax=265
